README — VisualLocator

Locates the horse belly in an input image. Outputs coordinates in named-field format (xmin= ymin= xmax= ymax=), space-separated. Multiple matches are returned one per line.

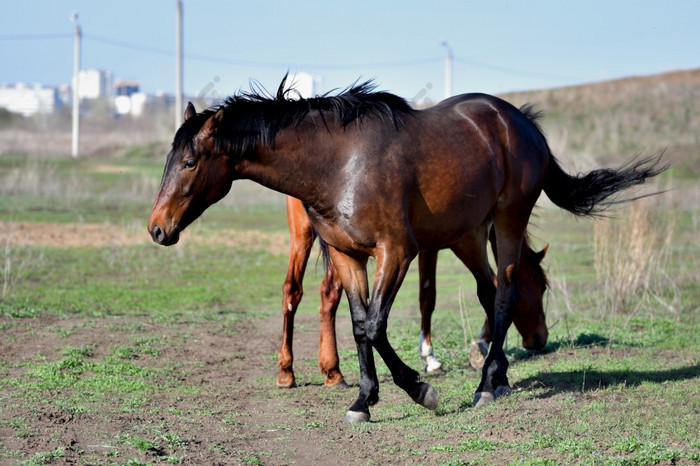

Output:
xmin=409 ymin=182 xmax=497 ymax=250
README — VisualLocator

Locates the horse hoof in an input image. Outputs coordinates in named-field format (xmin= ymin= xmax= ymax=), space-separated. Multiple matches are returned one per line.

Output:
xmin=495 ymin=385 xmax=512 ymax=398
xmin=424 ymin=366 xmax=445 ymax=376
xmin=412 ymin=382 xmax=439 ymax=410
xmin=343 ymin=410 xmax=370 ymax=423
xmin=276 ymin=378 xmax=296 ymax=389
xmin=326 ymin=378 xmax=350 ymax=389
xmin=468 ymin=340 xmax=488 ymax=370
xmin=423 ymin=361 xmax=444 ymax=375
xmin=471 ymin=391 xmax=495 ymax=408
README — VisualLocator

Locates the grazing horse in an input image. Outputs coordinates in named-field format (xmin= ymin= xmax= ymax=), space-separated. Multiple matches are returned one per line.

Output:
xmin=148 ymin=77 xmax=665 ymax=422
xmin=276 ymin=195 xmax=548 ymax=388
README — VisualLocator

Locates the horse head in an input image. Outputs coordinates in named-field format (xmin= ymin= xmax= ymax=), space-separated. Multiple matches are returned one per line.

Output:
xmin=148 ymin=103 xmax=232 ymax=245
xmin=512 ymin=243 xmax=549 ymax=350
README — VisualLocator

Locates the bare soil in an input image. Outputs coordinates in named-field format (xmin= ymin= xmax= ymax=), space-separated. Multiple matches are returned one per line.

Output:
xmin=2 ymin=222 xmax=696 ymax=464
xmin=2 ymin=308 xmax=572 ymax=465
xmin=0 ymin=312 xmax=366 ymax=464
xmin=0 ymin=221 xmax=290 ymax=256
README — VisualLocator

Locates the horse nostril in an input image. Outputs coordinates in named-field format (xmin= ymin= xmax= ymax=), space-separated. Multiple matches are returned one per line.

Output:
xmin=151 ymin=224 xmax=164 ymax=243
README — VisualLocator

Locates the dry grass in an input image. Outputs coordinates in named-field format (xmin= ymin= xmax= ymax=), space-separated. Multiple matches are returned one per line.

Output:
xmin=1 ymin=225 xmax=43 ymax=300
xmin=500 ymin=68 xmax=700 ymax=176
xmin=592 ymin=196 xmax=677 ymax=316
xmin=0 ymin=104 xmax=173 ymax=158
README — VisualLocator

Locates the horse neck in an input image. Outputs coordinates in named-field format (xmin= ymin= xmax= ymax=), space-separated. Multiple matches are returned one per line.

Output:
xmin=520 ymin=235 xmax=545 ymax=279
xmin=232 ymin=123 xmax=344 ymax=207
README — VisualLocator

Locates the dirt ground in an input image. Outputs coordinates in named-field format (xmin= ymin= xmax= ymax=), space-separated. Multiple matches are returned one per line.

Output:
xmin=0 ymin=221 xmax=290 ymax=256
xmin=2 ymin=308 xmax=568 ymax=465
xmin=0 ymin=221 xmax=508 ymax=464
xmin=2 ymin=222 xmax=696 ymax=464
xmin=2 ymin=311 xmax=373 ymax=464
xmin=1 ymin=222 xmax=454 ymax=464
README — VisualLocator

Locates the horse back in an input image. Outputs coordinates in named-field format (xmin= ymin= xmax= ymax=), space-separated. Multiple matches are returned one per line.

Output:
xmin=403 ymin=94 xmax=550 ymax=248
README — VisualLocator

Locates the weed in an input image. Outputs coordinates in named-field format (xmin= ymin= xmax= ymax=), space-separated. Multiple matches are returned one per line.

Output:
xmin=305 ymin=421 xmax=326 ymax=429
xmin=165 ymin=452 xmax=185 ymax=464
xmin=458 ymin=438 xmax=499 ymax=451
xmin=27 ymin=446 xmax=64 ymax=464
xmin=8 ymin=416 xmax=25 ymax=429
xmin=160 ymin=433 xmax=187 ymax=449
xmin=124 ymin=458 xmax=151 ymax=466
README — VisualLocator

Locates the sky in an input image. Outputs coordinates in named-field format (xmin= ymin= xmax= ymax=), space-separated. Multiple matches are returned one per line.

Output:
xmin=1 ymin=0 xmax=699 ymax=104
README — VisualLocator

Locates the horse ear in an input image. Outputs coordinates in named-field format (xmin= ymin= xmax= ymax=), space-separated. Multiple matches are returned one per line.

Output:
xmin=184 ymin=102 xmax=196 ymax=121
xmin=200 ymin=107 xmax=224 ymax=137
xmin=535 ymin=243 xmax=549 ymax=263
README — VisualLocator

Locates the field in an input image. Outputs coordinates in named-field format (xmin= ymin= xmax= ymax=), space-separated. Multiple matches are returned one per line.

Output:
xmin=1 ymin=71 xmax=699 ymax=464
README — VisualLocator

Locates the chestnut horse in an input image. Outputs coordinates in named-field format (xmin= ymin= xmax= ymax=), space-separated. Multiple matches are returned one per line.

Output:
xmin=149 ymin=78 xmax=665 ymax=422
xmin=276 ymin=195 xmax=548 ymax=388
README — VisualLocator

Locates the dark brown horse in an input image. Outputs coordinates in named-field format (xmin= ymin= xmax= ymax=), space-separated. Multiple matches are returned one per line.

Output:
xmin=149 ymin=78 xmax=665 ymax=422
xmin=276 ymin=195 xmax=548 ymax=388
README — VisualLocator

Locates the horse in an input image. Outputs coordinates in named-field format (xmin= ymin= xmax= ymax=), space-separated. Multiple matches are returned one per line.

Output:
xmin=276 ymin=195 xmax=549 ymax=389
xmin=148 ymin=77 xmax=665 ymax=422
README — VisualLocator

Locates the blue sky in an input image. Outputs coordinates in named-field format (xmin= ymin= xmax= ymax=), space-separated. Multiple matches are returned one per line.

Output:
xmin=1 ymin=0 xmax=698 ymax=103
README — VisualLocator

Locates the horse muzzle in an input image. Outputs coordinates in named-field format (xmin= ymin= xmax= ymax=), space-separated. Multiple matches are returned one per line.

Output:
xmin=149 ymin=223 xmax=180 ymax=246
xmin=522 ymin=328 xmax=548 ymax=351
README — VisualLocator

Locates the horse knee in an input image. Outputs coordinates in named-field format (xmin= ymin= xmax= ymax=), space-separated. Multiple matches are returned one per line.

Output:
xmin=365 ymin=320 xmax=386 ymax=346
xmin=282 ymin=279 xmax=303 ymax=311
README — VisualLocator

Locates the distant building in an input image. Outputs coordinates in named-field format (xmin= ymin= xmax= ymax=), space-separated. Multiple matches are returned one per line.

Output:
xmin=114 ymin=92 xmax=148 ymax=117
xmin=75 ymin=69 xmax=113 ymax=100
xmin=287 ymin=72 xmax=322 ymax=99
xmin=0 ymin=83 xmax=61 ymax=116
xmin=114 ymin=79 xmax=140 ymax=97
xmin=113 ymin=80 xmax=147 ymax=116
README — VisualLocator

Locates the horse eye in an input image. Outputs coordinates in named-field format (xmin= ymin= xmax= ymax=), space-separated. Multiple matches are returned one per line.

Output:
xmin=182 ymin=160 xmax=197 ymax=169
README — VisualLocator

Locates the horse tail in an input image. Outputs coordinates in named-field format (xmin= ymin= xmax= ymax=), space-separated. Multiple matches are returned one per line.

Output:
xmin=318 ymin=235 xmax=331 ymax=274
xmin=519 ymin=105 xmax=668 ymax=217
xmin=543 ymin=152 xmax=667 ymax=217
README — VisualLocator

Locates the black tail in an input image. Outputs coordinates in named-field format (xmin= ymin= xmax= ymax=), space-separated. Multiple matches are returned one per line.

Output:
xmin=543 ymin=153 xmax=668 ymax=217
xmin=318 ymin=235 xmax=332 ymax=274
xmin=518 ymin=104 xmax=668 ymax=217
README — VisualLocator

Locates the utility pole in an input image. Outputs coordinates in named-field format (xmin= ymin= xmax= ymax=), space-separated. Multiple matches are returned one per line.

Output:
xmin=71 ymin=12 xmax=81 ymax=158
xmin=441 ymin=41 xmax=453 ymax=100
xmin=175 ymin=0 xmax=183 ymax=130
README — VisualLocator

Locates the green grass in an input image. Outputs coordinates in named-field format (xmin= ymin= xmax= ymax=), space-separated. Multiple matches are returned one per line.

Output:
xmin=0 ymin=242 xmax=285 ymax=317
xmin=0 ymin=148 xmax=698 ymax=463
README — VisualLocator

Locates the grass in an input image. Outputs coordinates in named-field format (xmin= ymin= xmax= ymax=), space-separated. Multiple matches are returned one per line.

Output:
xmin=0 ymin=133 xmax=698 ymax=463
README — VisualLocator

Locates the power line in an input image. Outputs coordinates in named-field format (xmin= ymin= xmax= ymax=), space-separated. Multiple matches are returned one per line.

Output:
xmin=455 ymin=56 xmax=579 ymax=82
xmin=82 ymin=33 xmax=579 ymax=80
xmin=0 ymin=33 xmax=72 ymax=40
xmin=83 ymin=33 xmax=442 ymax=70
xmin=84 ymin=33 xmax=173 ymax=58
xmin=1 ymin=31 xmax=580 ymax=82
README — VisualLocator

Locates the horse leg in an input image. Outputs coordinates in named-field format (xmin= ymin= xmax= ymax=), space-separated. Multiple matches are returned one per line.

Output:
xmin=318 ymin=263 xmax=346 ymax=387
xmin=473 ymin=214 xmax=530 ymax=407
xmin=418 ymin=250 xmax=443 ymax=374
xmin=448 ymin=230 xmax=496 ymax=371
xmin=277 ymin=197 xmax=314 ymax=388
xmin=468 ymin=319 xmax=491 ymax=370
xmin=365 ymin=245 xmax=438 ymax=414
xmin=327 ymin=248 xmax=377 ymax=423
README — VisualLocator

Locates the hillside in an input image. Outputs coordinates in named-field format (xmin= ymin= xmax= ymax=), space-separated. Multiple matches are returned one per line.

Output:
xmin=500 ymin=69 xmax=700 ymax=176
xmin=1 ymin=69 xmax=698 ymax=179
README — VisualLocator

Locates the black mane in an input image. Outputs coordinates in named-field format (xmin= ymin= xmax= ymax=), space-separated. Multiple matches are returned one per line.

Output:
xmin=174 ymin=76 xmax=414 ymax=156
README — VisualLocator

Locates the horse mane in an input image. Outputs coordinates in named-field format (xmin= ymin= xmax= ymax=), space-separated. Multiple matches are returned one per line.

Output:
xmin=174 ymin=75 xmax=414 ymax=156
